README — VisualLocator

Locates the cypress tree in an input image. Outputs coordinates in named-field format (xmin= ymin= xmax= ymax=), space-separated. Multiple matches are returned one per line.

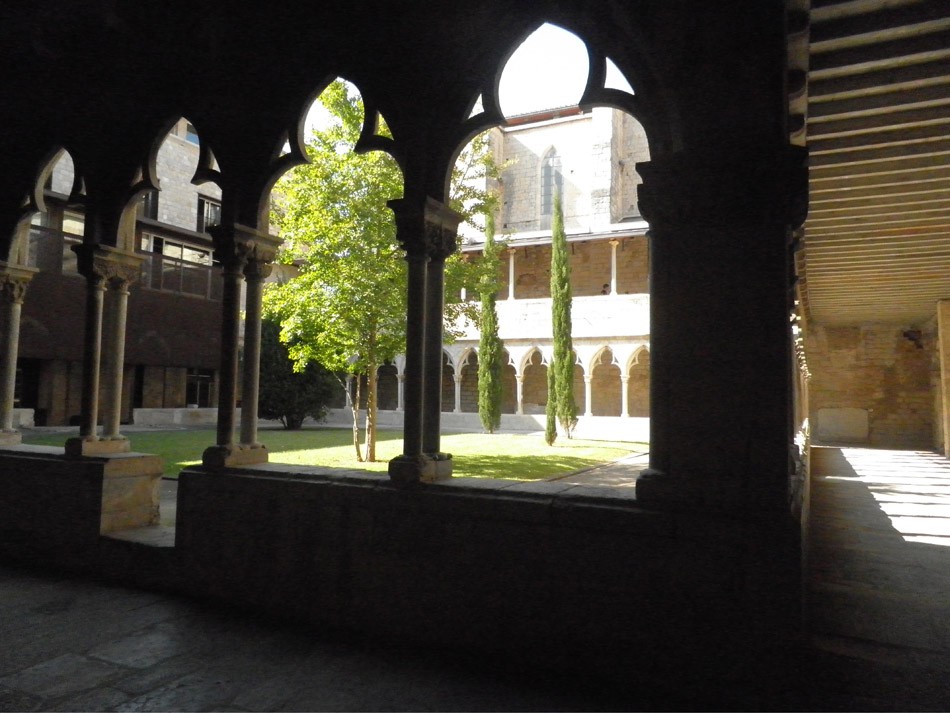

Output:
xmin=477 ymin=211 xmax=504 ymax=433
xmin=547 ymin=192 xmax=577 ymax=442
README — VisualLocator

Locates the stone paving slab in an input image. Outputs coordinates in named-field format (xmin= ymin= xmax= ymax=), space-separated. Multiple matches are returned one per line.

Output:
xmin=0 ymin=563 xmax=628 ymax=712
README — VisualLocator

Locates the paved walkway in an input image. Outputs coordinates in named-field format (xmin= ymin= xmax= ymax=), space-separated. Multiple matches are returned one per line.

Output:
xmin=0 ymin=564 xmax=631 ymax=712
xmin=803 ymin=446 xmax=950 ymax=711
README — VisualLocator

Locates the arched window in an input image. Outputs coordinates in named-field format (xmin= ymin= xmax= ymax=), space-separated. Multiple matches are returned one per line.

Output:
xmin=539 ymin=148 xmax=562 ymax=229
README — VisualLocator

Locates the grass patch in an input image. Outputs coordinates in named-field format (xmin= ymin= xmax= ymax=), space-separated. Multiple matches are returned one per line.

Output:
xmin=22 ymin=427 xmax=645 ymax=481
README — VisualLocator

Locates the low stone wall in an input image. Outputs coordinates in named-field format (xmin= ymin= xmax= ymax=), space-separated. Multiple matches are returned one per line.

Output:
xmin=10 ymin=408 xmax=34 ymax=428
xmin=133 ymin=407 xmax=224 ymax=427
xmin=0 ymin=447 xmax=800 ymax=698
xmin=321 ymin=409 xmax=651 ymax=442
xmin=0 ymin=445 xmax=162 ymax=559
xmin=173 ymin=465 xmax=800 ymax=693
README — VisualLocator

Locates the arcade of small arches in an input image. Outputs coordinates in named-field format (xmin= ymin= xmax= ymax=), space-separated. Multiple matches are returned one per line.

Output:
xmin=354 ymin=344 xmax=651 ymax=418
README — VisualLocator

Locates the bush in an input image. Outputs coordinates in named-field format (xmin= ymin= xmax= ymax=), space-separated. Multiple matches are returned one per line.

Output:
xmin=258 ymin=319 xmax=337 ymax=429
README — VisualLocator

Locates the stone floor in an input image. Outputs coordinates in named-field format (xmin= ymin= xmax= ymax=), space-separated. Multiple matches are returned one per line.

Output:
xmin=802 ymin=446 xmax=950 ymax=711
xmin=0 ymin=564 xmax=632 ymax=712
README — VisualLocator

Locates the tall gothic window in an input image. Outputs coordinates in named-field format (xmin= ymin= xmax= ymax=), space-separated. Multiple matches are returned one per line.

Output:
xmin=540 ymin=148 xmax=562 ymax=229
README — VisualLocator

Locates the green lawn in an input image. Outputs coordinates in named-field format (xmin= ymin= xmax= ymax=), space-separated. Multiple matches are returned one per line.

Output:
xmin=22 ymin=428 xmax=646 ymax=481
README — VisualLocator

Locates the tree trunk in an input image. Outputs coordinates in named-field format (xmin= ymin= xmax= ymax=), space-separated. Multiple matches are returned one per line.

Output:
xmin=340 ymin=373 xmax=363 ymax=462
xmin=366 ymin=361 xmax=378 ymax=461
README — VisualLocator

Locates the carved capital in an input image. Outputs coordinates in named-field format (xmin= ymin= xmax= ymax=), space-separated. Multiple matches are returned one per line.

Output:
xmin=210 ymin=223 xmax=281 ymax=274
xmin=637 ymin=144 xmax=808 ymax=231
xmin=0 ymin=276 xmax=28 ymax=304
xmin=389 ymin=196 xmax=462 ymax=259
xmin=244 ymin=258 xmax=273 ymax=282
xmin=0 ymin=264 xmax=36 ymax=304
xmin=72 ymin=244 xmax=143 ymax=288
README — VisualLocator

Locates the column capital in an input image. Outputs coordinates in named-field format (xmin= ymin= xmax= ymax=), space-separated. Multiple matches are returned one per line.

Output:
xmin=71 ymin=244 xmax=143 ymax=288
xmin=388 ymin=196 xmax=462 ymax=259
xmin=210 ymin=223 xmax=282 ymax=272
xmin=0 ymin=264 xmax=37 ymax=304
xmin=636 ymin=144 xmax=807 ymax=231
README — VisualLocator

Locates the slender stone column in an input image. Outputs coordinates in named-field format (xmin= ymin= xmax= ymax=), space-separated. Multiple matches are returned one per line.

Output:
xmin=620 ymin=374 xmax=630 ymax=418
xmin=422 ymin=254 xmax=447 ymax=456
xmin=507 ymin=248 xmax=516 ymax=300
xmin=239 ymin=258 xmax=272 ymax=449
xmin=215 ymin=254 xmax=244 ymax=449
xmin=101 ymin=277 xmax=132 ymax=440
xmin=453 ymin=373 xmax=462 ymax=414
xmin=78 ymin=272 xmax=107 ymax=441
xmin=387 ymin=197 xmax=461 ymax=485
xmin=609 ymin=239 xmax=619 ymax=295
xmin=0 ymin=267 xmax=35 ymax=444
xmin=402 ymin=249 xmax=428 ymax=458
xmin=515 ymin=374 xmax=525 ymax=416
xmin=396 ymin=373 xmax=405 ymax=412
xmin=67 ymin=245 xmax=143 ymax=456
xmin=633 ymin=146 xmax=807 ymax=509
xmin=203 ymin=224 xmax=280 ymax=469
xmin=584 ymin=374 xmax=593 ymax=417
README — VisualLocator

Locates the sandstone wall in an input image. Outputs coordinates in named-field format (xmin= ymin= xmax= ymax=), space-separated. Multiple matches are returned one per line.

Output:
xmin=806 ymin=324 xmax=934 ymax=449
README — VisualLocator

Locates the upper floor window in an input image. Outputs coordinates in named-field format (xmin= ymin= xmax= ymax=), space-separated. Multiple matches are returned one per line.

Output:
xmin=540 ymin=148 xmax=562 ymax=229
xmin=197 ymin=196 xmax=221 ymax=233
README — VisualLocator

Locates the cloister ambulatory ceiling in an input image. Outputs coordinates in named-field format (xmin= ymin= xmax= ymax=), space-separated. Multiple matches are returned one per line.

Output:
xmin=795 ymin=0 xmax=950 ymax=326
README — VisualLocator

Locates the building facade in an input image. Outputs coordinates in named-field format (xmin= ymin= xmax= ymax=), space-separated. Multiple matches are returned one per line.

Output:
xmin=13 ymin=119 xmax=223 ymax=426
xmin=358 ymin=106 xmax=652 ymax=432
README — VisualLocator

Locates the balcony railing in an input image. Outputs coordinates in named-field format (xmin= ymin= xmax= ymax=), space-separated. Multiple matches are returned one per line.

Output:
xmin=454 ymin=293 xmax=650 ymax=341
xmin=25 ymin=227 xmax=220 ymax=301
xmin=140 ymin=253 xmax=221 ymax=301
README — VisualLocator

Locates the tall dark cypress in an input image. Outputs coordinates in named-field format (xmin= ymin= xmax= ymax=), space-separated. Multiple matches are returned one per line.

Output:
xmin=546 ymin=192 xmax=577 ymax=442
xmin=478 ymin=212 xmax=503 ymax=434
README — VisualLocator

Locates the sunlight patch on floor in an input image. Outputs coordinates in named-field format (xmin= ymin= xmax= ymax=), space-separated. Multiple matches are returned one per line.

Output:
xmin=835 ymin=449 xmax=950 ymax=547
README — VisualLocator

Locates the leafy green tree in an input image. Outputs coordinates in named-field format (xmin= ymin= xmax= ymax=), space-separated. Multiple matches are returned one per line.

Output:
xmin=258 ymin=318 xmax=337 ymax=430
xmin=545 ymin=192 xmax=577 ymax=443
xmin=266 ymin=80 xmax=495 ymax=461
xmin=477 ymin=211 xmax=504 ymax=433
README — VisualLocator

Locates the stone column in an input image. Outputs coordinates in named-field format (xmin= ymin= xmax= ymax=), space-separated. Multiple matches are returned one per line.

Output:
xmin=620 ymin=374 xmax=630 ymax=418
xmin=453 ymin=373 xmax=462 ymax=414
xmin=422 ymin=201 xmax=462 ymax=463
xmin=515 ymin=374 xmax=525 ymax=416
xmin=239 ymin=257 xmax=272 ymax=451
xmin=396 ymin=373 xmax=405 ymax=412
xmin=203 ymin=224 xmax=280 ymax=469
xmin=507 ymin=248 xmax=516 ymax=300
xmin=633 ymin=146 xmax=807 ymax=510
xmin=0 ymin=267 xmax=35 ymax=445
xmin=387 ymin=197 xmax=461 ymax=485
xmin=609 ymin=239 xmax=619 ymax=295
xmin=101 ymin=274 xmax=135 ymax=442
xmin=67 ymin=245 xmax=141 ymax=456
xmin=584 ymin=374 xmax=593 ymax=417
xmin=387 ymin=199 xmax=429 ymax=482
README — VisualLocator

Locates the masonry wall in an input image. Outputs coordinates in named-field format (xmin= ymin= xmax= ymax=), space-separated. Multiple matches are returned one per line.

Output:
xmin=806 ymin=324 xmax=934 ymax=449
xmin=153 ymin=121 xmax=222 ymax=230
xmin=501 ymin=235 xmax=648 ymax=300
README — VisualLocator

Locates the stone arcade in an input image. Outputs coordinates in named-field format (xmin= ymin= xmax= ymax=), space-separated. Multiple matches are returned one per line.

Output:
xmin=3 ymin=1 xmax=945 ymax=704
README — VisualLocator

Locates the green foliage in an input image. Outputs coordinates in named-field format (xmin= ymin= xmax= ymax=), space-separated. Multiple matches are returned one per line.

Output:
xmin=258 ymin=319 xmax=336 ymax=430
xmin=547 ymin=192 xmax=577 ymax=442
xmin=477 ymin=212 xmax=503 ymax=433
xmin=265 ymin=80 xmax=497 ymax=460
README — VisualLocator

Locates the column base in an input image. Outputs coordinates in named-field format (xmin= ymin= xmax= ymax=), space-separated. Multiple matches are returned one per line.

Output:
xmin=65 ymin=436 xmax=132 ymax=458
xmin=0 ymin=430 xmax=22 ymax=446
xmin=388 ymin=453 xmax=453 ymax=486
xmin=202 ymin=443 xmax=269 ymax=469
